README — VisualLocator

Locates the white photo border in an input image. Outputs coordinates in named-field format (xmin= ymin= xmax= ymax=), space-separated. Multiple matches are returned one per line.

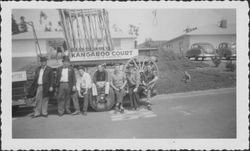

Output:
xmin=1 ymin=1 xmax=249 ymax=150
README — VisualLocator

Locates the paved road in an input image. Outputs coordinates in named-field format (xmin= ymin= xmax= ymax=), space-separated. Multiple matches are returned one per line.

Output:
xmin=12 ymin=87 xmax=236 ymax=138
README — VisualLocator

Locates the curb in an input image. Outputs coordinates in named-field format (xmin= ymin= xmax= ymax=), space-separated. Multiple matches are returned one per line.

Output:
xmin=154 ymin=87 xmax=236 ymax=100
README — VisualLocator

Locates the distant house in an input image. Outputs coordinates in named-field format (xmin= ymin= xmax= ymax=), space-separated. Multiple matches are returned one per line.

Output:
xmin=164 ymin=23 xmax=236 ymax=55
xmin=12 ymin=31 xmax=136 ymax=58
xmin=111 ymin=32 xmax=136 ymax=50
xmin=137 ymin=40 xmax=168 ymax=57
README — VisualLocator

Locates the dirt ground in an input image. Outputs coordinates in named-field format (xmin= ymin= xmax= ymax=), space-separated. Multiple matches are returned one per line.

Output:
xmin=156 ymin=48 xmax=236 ymax=94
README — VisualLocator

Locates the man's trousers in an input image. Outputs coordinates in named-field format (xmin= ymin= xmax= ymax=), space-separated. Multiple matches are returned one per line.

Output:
xmin=57 ymin=83 xmax=71 ymax=114
xmin=71 ymin=92 xmax=80 ymax=112
xmin=34 ymin=85 xmax=49 ymax=116
xmin=114 ymin=89 xmax=125 ymax=104
xmin=92 ymin=81 xmax=109 ymax=96
xmin=79 ymin=88 xmax=90 ymax=112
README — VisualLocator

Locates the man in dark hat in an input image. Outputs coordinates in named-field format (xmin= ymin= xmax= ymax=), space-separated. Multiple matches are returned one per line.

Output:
xmin=28 ymin=56 xmax=54 ymax=118
xmin=56 ymin=56 xmax=76 ymax=116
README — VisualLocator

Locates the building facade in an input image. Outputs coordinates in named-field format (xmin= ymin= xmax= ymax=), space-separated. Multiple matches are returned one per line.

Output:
xmin=12 ymin=31 xmax=136 ymax=58
xmin=164 ymin=24 xmax=236 ymax=55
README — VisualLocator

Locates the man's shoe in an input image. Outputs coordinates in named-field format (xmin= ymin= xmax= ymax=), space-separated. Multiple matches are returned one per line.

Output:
xmin=120 ymin=108 xmax=124 ymax=114
xmin=72 ymin=111 xmax=80 ymax=115
xmin=66 ymin=110 xmax=71 ymax=114
xmin=58 ymin=114 xmax=63 ymax=117
xmin=31 ymin=115 xmax=40 ymax=118
xmin=115 ymin=105 xmax=119 ymax=111
xmin=82 ymin=112 xmax=87 ymax=116
xmin=147 ymin=104 xmax=152 ymax=110
xmin=42 ymin=114 xmax=48 ymax=118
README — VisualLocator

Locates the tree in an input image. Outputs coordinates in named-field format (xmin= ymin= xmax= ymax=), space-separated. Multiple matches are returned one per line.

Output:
xmin=128 ymin=24 xmax=139 ymax=37
xmin=112 ymin=24 xmax=122 ymax=32
xmin=144 ymin=38 xmax=153 ymax=48
xmin=12 ymin=15 xmax=19 ymax=35
xmin=19 ymin=16 xmax=28 ymax=32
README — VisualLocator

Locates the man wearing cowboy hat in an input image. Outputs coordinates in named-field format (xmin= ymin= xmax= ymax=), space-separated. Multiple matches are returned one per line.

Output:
xmin=28 ymin=56 xmax=54 ymax=118
xmin=56 ymin=56 xmax=76 ymax=116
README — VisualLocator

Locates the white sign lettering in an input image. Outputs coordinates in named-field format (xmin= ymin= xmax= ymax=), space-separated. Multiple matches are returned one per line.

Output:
xmin=70 ymin=49 xmax=138 ymax=62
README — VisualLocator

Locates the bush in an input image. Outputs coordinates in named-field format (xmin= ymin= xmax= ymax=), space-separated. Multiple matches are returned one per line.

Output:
xmin=226 ymin=61 xmax=236 ymax=72
xmin=212 ymin=57 xmax=221 ymax=67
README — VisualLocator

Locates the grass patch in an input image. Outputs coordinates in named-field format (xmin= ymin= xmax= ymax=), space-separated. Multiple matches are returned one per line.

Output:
xmin=155 ymin=47 xmax=236 ymax=94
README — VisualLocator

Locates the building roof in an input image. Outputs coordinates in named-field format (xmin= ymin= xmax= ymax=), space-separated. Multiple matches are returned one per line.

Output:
xmin=138 ymin=40 xmax=168 ymax=49
xmin=12 ymin=31 xmax=65 ymax=40
xmin=12 ymin=30 xmax=136 ymax=40
xmin=111 ymin=31 xmax=136 ymax=39
xmin=186 ymin=24 xmax=236 ymax=35
xmin=167 ymin=24 xmax=236 ymax=42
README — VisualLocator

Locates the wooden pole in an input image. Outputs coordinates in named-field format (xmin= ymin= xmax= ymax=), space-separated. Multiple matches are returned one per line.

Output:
xmin=74 ymin=9 xmax=84 ymax=49
xmin=97 ymin=11 xmax=105 ymax=50
xmin=59 ymin=9 xmax=71 ymax=50
xmin=87 ymin=15 xmax=94 ymax=50
xmin=81 ymin=9 xmax=91 ymax=50
xmin=68 ymin=10 xmax=78 ymax=49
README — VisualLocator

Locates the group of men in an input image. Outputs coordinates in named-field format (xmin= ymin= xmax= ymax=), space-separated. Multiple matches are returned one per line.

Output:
xmin=27 ymin=55 xmax=158 ymax=118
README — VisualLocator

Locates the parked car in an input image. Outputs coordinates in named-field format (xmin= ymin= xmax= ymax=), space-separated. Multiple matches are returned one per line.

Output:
xmin=186 ymin=43 xmax=216 ymax=60
xmin=216 ymin=42 xmax=236 ymax=60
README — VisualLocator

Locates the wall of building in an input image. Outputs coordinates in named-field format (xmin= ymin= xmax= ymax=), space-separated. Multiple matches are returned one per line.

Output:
xmin=112 ymin=38 xmax=122 ymax=49
xmin=12 ymin=39 xmax=47 ymax=57
xmin=139 ymin=48 xmax=158 ymax=57
xmin=13 ymin=37 xmax=136 ymax=58
xmin=120 ymin=38 xmax=135 ymax=49
xmin=164 ymin=35 xmax=190 ymax=56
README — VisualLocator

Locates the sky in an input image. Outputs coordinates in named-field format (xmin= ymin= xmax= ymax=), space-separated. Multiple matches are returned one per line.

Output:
xmin=12 ymin=9 xmax=236 ymax=43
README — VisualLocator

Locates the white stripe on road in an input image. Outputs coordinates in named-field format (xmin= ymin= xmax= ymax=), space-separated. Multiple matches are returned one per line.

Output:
xmin=110 ymin=108 xmax=157 ymax=121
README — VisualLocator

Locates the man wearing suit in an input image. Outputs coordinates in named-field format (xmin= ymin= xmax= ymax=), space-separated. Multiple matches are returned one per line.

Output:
xmin=56 ymin=56 xmax=76 ymax=116
xmin=28 ymin=56 xmax=54 ymax=118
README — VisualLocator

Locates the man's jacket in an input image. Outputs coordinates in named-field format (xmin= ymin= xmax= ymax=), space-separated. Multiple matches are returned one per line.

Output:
xmin=56 ymin=66 xmax=76 ymax=93
xmin=27 ymin=66 xmax=54 ymax=98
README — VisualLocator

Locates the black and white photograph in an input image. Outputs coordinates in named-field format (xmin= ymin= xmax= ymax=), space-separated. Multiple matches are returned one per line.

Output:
xmin=1 ymin=1 xmax=249 ymax=150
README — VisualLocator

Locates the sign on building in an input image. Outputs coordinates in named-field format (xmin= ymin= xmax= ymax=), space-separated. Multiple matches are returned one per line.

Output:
xmin=12 ymin=71 xmax=27 ymax=82
xmin=70 ymin=49 xmax=138 ymax=62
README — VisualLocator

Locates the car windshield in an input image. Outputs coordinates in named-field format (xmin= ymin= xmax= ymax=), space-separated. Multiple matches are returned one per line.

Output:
xmin=192 ymin=44 xmax=200 ymax=49
xmin=231 ymin=43 xmax=236 ymax=54
xmin=192 ymin=43 xmax=214 ymax=54
xmin=219 ymin=43 xmax=229 ymax=49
